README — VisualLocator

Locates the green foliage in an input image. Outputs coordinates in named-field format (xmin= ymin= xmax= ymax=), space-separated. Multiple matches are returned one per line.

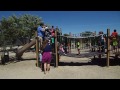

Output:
xmin=0 ymin=14 xmax=43 ymax=46
xmin=63 ymin=33 xmax=69 ymax=36
xmin=81 ymin=31 xmax=93 ymax=37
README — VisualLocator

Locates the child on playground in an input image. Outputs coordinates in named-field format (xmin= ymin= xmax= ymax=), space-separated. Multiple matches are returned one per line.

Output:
xmin=59 ymin=43 xmax=67 ymax=55
xmin=50 ymin=26 xmax=55 ymax=37
xmin=111 ymin=29 xmax=118 ymax=50
xmin=39 ymin=50 xmax=42 ymax=69
xmin=77 ymin=40 xmax=80 ymax=55
xmin=99 ymin=31 xmax=105 ymax=52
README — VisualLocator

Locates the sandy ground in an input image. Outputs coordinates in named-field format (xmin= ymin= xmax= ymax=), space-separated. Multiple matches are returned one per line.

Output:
xmin=0 ymin=49 xmax=120 ymax=79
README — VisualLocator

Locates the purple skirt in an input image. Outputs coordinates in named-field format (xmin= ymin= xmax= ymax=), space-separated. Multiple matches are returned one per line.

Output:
xmin=42 ymin=52 xmax=52 ymax=63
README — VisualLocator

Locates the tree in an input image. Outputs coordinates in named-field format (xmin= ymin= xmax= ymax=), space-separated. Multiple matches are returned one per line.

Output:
xmin=19 ymin=14 xmax=43 ymax=38
xmin=0 ymin=14 xmax=43 ymax=46
xmin=81 ymin=31 xmax=93 ymax=37
xmin=63 ymin=33 xmax=70 ymax=36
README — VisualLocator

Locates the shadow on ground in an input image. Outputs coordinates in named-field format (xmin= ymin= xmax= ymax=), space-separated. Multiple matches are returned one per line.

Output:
xmin=58 ymin=57 xmax=120 ymax=67
xmin=64 ymin=52 xmax=101 ymax=58
xmin=1 ymin=52 xmax=120 ymax=67
xmin=0 ymin=57 xmax=36 ymax=65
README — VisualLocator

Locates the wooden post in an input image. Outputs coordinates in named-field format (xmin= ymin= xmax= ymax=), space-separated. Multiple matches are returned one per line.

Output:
xmin=55 ymin=30 xmax=58 ymax=67
xmin=70 ymin=38 xmax=71 ymax=53
xmin=80 ymin=38 xmax=82 ymax=49
xmin=99 ymin=46 xmax=101 ymax=59
xmin=90 ymin=37 xmax=91 ymax=49
xmin=107 ymin=29 xmax=110 ymax=67
xmin=81 ymin=38 xmax=82 ymax=49
xmin=35 ymin=31 xmax=39 ymax=67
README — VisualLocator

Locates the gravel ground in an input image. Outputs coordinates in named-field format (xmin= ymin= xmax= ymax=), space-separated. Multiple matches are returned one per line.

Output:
xmin=0 ymin=49 xmax=120 ymax=79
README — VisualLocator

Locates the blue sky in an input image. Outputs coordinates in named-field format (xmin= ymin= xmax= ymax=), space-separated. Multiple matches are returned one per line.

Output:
xmin=0 ymin=11 xmax=120 ymax=35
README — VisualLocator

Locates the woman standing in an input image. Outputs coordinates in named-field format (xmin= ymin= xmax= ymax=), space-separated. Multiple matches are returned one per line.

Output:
xmin=41 ymin=39 xmax=52 ymax=74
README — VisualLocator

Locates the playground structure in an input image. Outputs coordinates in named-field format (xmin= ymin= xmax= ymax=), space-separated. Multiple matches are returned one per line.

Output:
xmin=14 ymin=30 xmax=59 ymax=67
xmin=16 ymin=39 xmax=36 ymax=59
xmin=0 ymin=29 xmax=60 ymax=67
xmin=57 ymin=29 xmax=120 ymax=67
xmin=90 ymin=29 xmax=120 ymax=62
xmin=0 ymin=28 xmax=120 ymax=67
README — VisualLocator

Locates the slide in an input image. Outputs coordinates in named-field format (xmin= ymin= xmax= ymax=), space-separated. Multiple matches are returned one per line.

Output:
xmin=16 ymin=39 xmax=36 ymax=59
